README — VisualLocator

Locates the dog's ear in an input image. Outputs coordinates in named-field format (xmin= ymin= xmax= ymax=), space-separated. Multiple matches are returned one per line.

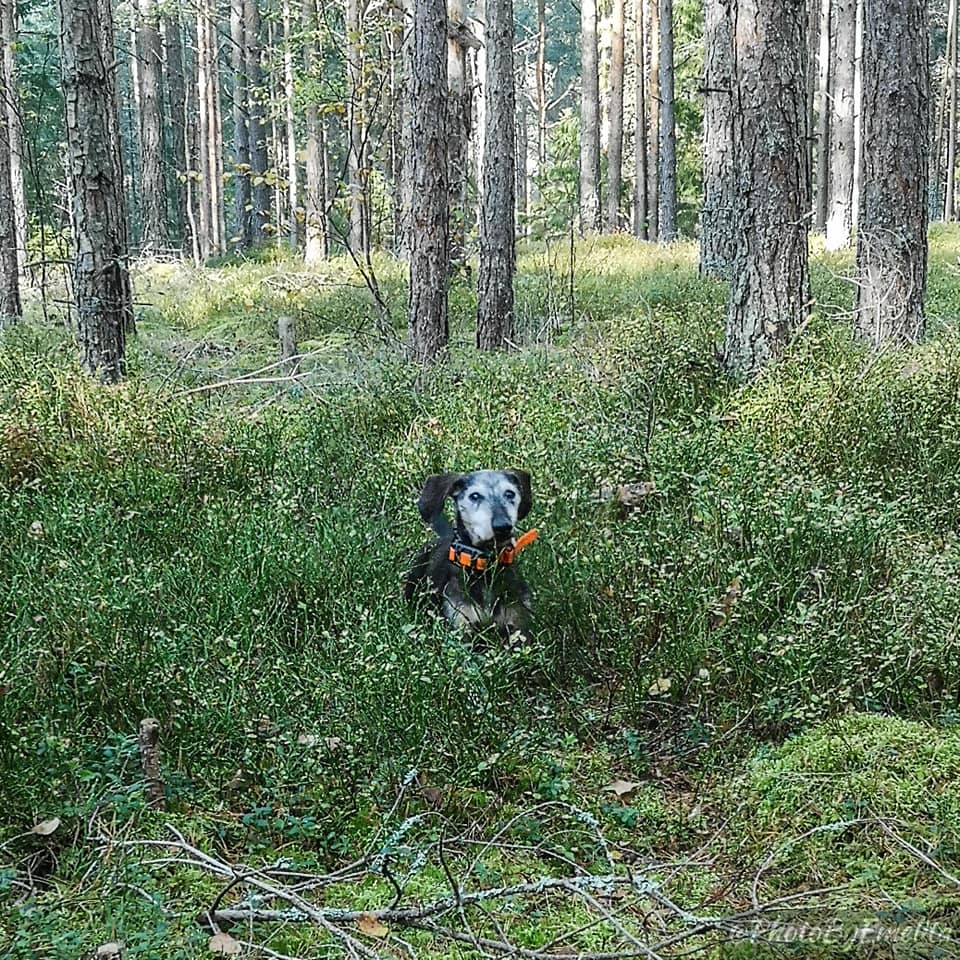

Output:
xmin=417 ymin=473 xmax=464 ymax=524
xmin=507 ymin=470 xmax=532 ymax=520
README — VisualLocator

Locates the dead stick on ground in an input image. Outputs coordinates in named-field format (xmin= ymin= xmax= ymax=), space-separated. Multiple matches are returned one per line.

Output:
xmin=137 ymin=718 xmax=165 ymax=810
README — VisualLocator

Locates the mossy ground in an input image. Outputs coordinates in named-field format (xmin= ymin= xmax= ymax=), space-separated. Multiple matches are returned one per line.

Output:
xmin=2 ymin=233 xmax=960 ymax=957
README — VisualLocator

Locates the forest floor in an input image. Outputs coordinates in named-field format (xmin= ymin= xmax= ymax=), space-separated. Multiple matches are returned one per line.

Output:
xmin=2 ymin=232 xmax=960 ymax=957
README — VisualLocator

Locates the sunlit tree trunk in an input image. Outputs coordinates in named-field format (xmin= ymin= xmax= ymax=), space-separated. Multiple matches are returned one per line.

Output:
xmin=0 ymin=30 xmax=20 ymax=323
xmin=605 ymin=0 xmax=625 ymax=231
xmin=855 ymin=0 xmax=928 ymax=344
xmin=59 ymin=0 xmax=134 ymax=380
xmin=814 ymin=0 xmax=830 ymax=231
xmin=633 ymin=0 xmax=648 ymax=238
xmin=283 ymin=0 xmax=300 ymax=248
xmin=535 ymin=0 xmax=546 ymax=184
xmin=701 ymin=0 xmax=735 ymax=276
xmin=303 ymin=0 xmax=327 ymax=262
xmin=408 ymin=0 xmax=449 ymax=362
xmin=1 ymin=0 xmax=26 ymax=275
xmin=945 ymin=0 xmax=958 ymax=219
xmin=725 ymin=0 xmax=809 ymax=378
xmin=231 ymin=0 xmax=252 ymax=249
xmin=647 ymin=0 xmax=660 ymax=239
xmin=579 ymin=0 xmax=600 ymax=233
xmin=243 ymin=0 xmax=270 ymax=241
xmin=478 ymin=0 xmax=515 ymax=350
xmin=345 ymin=0 xmax=369 ymax=254
xmin=196 ymin=0 xmax=225 ymax=260
xmin=658 ymin=0 xmax=677 ymax=239
xmin=825 ymin=0 xmax=855 ymax=249
xmin=448 ymin=0 xmax=473 ymax=263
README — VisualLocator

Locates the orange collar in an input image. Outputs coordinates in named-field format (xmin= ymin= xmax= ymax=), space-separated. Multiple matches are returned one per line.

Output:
xmin=448 ymin=529 xmax=539 ymax=571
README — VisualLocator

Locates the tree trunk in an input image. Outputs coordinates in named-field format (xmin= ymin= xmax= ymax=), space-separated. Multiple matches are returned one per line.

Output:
xmin=825 ymin=0 xmax=855 ymax=249
xmin=163 ymin=13 xmax=189 ymax=253
xmin=137 ymin=0 xmax=166 ymax=252
xmin=196 ymin=0 xmax=225 ymax=261
xmin=700 ymin=0 xmax=735 ymax=276
xmin=244 ymin=0 xmax=270 ymax=242
xmin=658 ymin=0 xmax=677 ymax=239
xmin=0 ymin=22 xmax=20 ymax=324
xmin=516 ymin=83 xmax=528 ymax=231
xmin=448 ymin=0 xmax=473 ymax=263
xmin=477 ymin=0 xmax=515 ymax=350
xmin=647 ymin=0 xmax=660 ymax=239
xmin=59 ymin=0 xmax=134 ymax=381
xmin=725 ymin=0 xmax=809 ymax=378
xmin=231 ymin=0 xmax=252 ymax=249
xmin=605 ymin=0 xmax=625 ymax=231
xmin=535 ymin=0 xmax=546 ymax=181
xmin=283 ymin=0 xmax=300 ymax=248
xmin=345 ymin=0 xmax=369 ymax=255
xmin=946 ymin=0 xmax=958 ymax=219
xmin=1 ymin=0 xmax=26 ymax=276
xmin=855 ymin=0 xmax=928 ymax=344
xmin=851 ymin=0 xmax=863 ymax=231
xmin=633 ymin=0 xmax=648 ymax=238
xmin=814 ymin=0 xmax=831 ymax=231
xmin=408 ymin=0 xmax=449 ymax=363
xmin=579 ymin=0 xmax=601 ymax=233
xmin=303 ymin=0 xmax=327 ymax=262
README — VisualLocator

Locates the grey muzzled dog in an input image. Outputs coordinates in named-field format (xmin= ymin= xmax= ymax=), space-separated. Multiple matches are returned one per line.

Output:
xmin=404 ymin=470 xmax=535 ymax=639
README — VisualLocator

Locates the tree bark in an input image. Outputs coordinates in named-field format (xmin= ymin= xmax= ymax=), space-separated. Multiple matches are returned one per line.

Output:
xmin=448 ymin=0 xmax=473 ymax=263
xmin=408 ymin=0 xmax=449 ymax=363
xmin=657 ymin=0 xmax=677 ymax=240
xmin=855 ymin=0 xmax=928 ymax=344
xmin=477 ymin=0 xmax=515 ymax=350
xmin=345 ymin=0 xmax=369 ymax=255
xmin=0 ymin=20 xmax=20 ymax=324
xmin=647 ymin=0 xmax=660 ymax=239
xmin=1 ymin=0 xmax=26 ymax=276
xmin=231 ymin=0 xmax=252 ymax=249
xmin=605 ymin=0 xmax=625 ymax=231
xmin=303 ymin=0 xmax=327 ymax=262
xmin=946 ymin=0 xmax=958 ymax=219
xmin=244 ymin=0 xmax=270 ymax=242
xmin=59 ymin=0 xmax=134 ymax=381
xmin=700 ymin=0 xmax=735 ymax=276
xmin=633 ymin=0 xmax=648 ymax=238
xmin=283 ymin=0 xmax=300 ymax=247
xmin=196 ymin=0 xmax=225 ymax=261
xmin=137 ymin=0 xmax=166 ymax=252
xmin=163 ymin=13 xmax=189 ymax=253
xmin=535 ymin=0 xmax=546 ymax=182
xmin=724 ymin=0 xmax=809 ymax=378
xmin=825 ymin=0 xmax=855 ymax=249
xmin=579 ymin=0 xmax=601 ymax=233
xmin=814 ymin=0 xmax=831 ymax=232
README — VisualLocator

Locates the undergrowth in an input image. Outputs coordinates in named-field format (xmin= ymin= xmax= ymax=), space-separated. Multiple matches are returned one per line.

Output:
xmin=2 ymin=233 xmax=960 ymax=957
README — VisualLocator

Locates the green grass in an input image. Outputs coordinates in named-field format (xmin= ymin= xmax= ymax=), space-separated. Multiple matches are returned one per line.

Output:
xmin=2 ymin=233 xmax=960 ymax=957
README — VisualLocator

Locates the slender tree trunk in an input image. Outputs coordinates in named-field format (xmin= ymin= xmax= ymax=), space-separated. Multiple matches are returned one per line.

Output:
xmin=163 ymin=13 xmax=189 ymax=253
xmin=855 ymin=0 xmax=928 ymax=344
xmin=196 ymin=0 xmax=225 ymax=260
xmin=658 ymin=0 xmax=677 ymax=239
xmin=303 ymin=0 xmax=327 ymax=262
xmin=825 ymin=0 xmax=855 ymax=249
xmin=244 ymin=0 xmax=270 ymax=241
xmin=516 ymin=81 xmax=528 ymax=230
xmin=946 ymin=0 xmax=958 ymax=219
xmin=345 ymin=0 xmax=368 ymax=254
xmin=579 ymin=0 xmax=601 ymax=233
xmin=408 ymin=0 xmax=449 ymax=363
xmin=399 ymin=0 xmax=416 ymax=258
xmin=814 ymin=0 xmax=831 ymax=231
xmin=633 ymin=0 xmax=648 ymax=238
xmin=725 ymin=0 xmax=809 ymax=378
xmin=647 ymin=0 xmax=660 ymax=240
xmin=283 ymin=0 xmax=300 ymax=247
xmin=137 ymin=0 xmax=166 ymax=252
xmin=478 ymin=0 xmax=515 ymax=350
xmin=851 ymin=0 xmax=863 ymax=231
xmin=604 ymin=0 xmax=625 ymax=231
xmin=0 ymin=21 xmax=20 ymax=324
xmin=535 ymin=0 xmax=546 ymax=180
xmin=182 ymin=21 xmax=201 ymax=265
xmin=701 ymin=0 xmax=735 ymax=277
xmin=59 ymin=0 xmax=134 ymax=380
xmin=448 ymin=0 xmax=473 ymax=263
xmin=1 ymin=0 xmax=26 ymax=276
xmin=231 ymin=0 xmax=252 ymax=249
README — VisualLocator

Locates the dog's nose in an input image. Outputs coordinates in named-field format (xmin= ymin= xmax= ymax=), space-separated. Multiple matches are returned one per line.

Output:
xmin=493 ymin=521 xmax=514 ymax=538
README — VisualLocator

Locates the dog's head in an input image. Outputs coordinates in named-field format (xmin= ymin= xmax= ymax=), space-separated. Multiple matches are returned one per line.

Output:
xmin=418 ymin=470 xmax=532 ymax=549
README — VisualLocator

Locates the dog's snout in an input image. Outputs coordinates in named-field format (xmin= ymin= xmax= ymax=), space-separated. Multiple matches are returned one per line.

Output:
xmin=493 ymin=519 xmax=514 ymax=538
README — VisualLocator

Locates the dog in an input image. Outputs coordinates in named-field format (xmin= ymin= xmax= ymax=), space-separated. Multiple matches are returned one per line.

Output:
xmin=404 ymin=470 xmax=536 ymax=639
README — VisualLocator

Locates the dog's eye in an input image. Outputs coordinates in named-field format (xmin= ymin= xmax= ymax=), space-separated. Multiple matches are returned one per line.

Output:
xmin=504 ymin=489 xmax=516 ymax=501
xmin=469 ymin=492 xmax=483 ymax=503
